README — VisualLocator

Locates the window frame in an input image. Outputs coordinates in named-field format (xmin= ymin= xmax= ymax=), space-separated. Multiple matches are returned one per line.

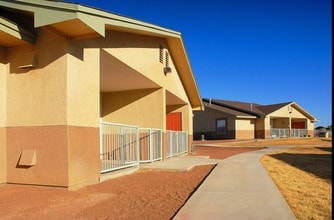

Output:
xmin=216 ymin=118 xmax=227 ymax=134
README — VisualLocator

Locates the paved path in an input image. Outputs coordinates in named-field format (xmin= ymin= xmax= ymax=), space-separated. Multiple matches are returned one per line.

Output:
xmin=173 ymin=146 xmax=296 ymax=220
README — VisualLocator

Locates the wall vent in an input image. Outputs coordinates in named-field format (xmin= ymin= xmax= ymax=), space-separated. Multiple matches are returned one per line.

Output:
xmin=19 ymin=52 xmax=36 ymax=69
xmin=159 ymin=45 xmax=163 ymax=63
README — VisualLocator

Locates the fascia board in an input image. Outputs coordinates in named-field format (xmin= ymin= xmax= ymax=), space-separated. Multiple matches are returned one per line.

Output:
xmin=0 ymin=0 xmax=181 ymax=38
xmin=0 ymin=17 xmax=36 ymax=44
xmin=236 ymin=115 xmax=257 ymax=119
xmin=34 ymin=7 xmax=76 ymax=28
xmin=291 ymin=102 xmax=317 ymax=121
xmin=167 ymin=37 xmax=203 ymax=110
xmin=77 ymin=12 xmax=106 ymax=36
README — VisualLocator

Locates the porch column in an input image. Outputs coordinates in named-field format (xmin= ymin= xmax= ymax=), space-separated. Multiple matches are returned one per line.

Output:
xmin=289 ymin=117 xmax=292 ymax=137
xmin=0 ymin=48 xmax=6 ymax=184
xmin=66 ymin=48 xmax=101 ymax=189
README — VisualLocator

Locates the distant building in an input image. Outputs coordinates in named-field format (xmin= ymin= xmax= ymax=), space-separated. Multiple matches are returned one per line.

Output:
xmin=315 ymin=126 xmax=331 ymax=138
xmin=193 ymin=98 xmax=317 ymax=140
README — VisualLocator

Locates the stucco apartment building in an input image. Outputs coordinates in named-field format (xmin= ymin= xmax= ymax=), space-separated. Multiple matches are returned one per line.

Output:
xmin=194 ymin=98 xmax=317 ymax=140
xmin=0 ymin=0 xmax=203 ymax=189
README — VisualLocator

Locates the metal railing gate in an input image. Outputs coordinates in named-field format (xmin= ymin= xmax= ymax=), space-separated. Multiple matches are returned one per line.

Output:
xmin=100 ymin=122 xmax=163 ymax=173
xmin=139 ymin=128 xmax=162 ymax=163
xmin=166 ymin=130 xmax=188 ymax=158
xmin=100 ymin=122 xmax=139 ymax=173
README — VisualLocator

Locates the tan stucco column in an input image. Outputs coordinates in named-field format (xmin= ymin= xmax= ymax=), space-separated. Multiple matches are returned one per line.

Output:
xmin=289 ymin=117 xmax=292 ymax=136
xmin=66 ymin=48 xmax=101 ymax=188
xmin=0 ymin=47 xmax=6 ymax=183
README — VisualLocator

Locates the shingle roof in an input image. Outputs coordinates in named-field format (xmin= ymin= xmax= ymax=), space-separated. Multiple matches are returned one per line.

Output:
xmin=202 ymin=98 xmax=294 ymax=118
xmin=203 ymin=101 xmax=256 ymax=117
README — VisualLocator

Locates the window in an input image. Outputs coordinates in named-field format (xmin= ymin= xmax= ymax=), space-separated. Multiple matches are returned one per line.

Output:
xmin=216 ymin=119 xmax=227 ymax=134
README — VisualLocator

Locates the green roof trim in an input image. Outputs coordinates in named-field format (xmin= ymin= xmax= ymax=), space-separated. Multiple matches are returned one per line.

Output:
xmin=0 ymin=0 xmax=181 ymax=37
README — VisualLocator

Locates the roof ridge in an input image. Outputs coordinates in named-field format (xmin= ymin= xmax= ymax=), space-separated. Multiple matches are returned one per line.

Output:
xmin=202 ymin=98 xmax=264 ymax=117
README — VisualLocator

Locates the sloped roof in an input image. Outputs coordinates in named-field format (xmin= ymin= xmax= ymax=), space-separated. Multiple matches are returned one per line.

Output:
xmin=203 ymin=101 xmax=257 ymax=118
xmin=255 ymin=102 xmax=293 ymax=114
xmin=0 ymin=0 xmax=203 ymax=110
xmin=202 ymin=98 xmax=265 ymax=118
xmin=202 ymin=98 xmax=317 ymax=121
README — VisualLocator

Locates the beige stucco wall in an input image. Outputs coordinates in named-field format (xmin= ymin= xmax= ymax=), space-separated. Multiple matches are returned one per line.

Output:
xmin=0 ymin=46 xmax=6 ymax=183
xmin=4 ymin=29 xmax=69 ymax=186
xmin=6 ymin=29 xmax=68 ymax=127
xmin=101 ymin=88 xmax=165 ymax=129
xmin=235 ymin=118 xmax=255 ymax=139
xmin=0 ymin=47 xmax=5 ymax=126
xmin=103 ymin=31 xmax=189 ymax=104
xmin=4 ymin=28 xmax=101 ymax=187
xmin=67 ymin=47 xmax=100 ymax=127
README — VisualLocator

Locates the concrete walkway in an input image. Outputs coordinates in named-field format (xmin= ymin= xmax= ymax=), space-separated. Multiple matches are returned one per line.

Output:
xmin=141 ymin=155 xmax=222 ymax=171
xmin=173 ymin=146 xmax=296 ymax=220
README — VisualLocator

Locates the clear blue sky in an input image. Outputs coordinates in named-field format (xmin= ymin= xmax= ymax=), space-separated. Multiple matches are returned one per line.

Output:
xmin=73 ymin=0 xmax=332 ymax=127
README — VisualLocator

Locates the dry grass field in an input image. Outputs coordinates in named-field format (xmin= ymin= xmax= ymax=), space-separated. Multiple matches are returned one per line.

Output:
xmin=221 ymin=137 xmax=332 ymax=220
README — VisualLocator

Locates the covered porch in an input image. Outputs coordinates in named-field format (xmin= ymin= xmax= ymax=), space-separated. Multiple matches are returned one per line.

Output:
xmin=99 ymin=47 xmax=191 ymax=173
xmin=99 ymin=121 xmax=188 ymax=173
xmin=269 ymin=117 xmax=310 ymax=138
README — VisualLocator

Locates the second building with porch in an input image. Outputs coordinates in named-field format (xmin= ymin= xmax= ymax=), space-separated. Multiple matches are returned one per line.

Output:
xmin=193 ymin=98 xmax=317 ymax=140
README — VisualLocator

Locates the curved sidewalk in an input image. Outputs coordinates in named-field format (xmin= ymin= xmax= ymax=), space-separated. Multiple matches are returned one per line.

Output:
xmin=173 ymin=146 xmax=296 ymax=220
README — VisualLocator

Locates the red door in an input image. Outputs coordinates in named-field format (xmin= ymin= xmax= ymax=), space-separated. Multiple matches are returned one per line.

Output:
xmin=292 ymin=122 xmax=305 ymax=129
xmin=166 ymin=112 xmax=182 ymax=131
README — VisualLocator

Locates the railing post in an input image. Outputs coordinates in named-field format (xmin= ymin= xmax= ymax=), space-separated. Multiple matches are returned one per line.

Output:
xmin=170 ymin=131 xmax=172 ymax=158
xmin=136 ymin=127 xmax=139 ymax=166
xmin=149 ymin=128 xmax=153 ymax=162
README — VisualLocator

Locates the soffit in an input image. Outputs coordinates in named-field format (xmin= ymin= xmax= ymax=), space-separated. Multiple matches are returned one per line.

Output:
xmin=100 ymin=50 xmax=159 ymax=92
xmin=291 ymin=102 xmax=317 ymax=121
xmin=166 ymin=90 xmax=187 ymax=106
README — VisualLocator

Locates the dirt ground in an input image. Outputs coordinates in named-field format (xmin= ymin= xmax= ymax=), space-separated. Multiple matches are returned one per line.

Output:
xmin=0 ymin=147 xmax=261 ymax=220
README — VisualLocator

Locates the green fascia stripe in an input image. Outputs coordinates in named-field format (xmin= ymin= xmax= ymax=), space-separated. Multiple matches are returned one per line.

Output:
xmin=0 ymin=0 xmax=180 ymax=38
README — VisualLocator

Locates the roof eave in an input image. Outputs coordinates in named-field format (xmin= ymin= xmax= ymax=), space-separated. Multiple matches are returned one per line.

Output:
xmin=0 ymin=16 xmax=36 ymax=46
xmin=291 ymin=102 xmax=317 ymax=121
xmin=236 ymin=115 xmax=257 ymax=119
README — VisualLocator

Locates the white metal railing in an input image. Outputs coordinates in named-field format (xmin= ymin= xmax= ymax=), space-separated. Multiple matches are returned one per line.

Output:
xmin=138 ymin=128 xmax=162 ymax=163
xmin=291 ymin=129 xmax=308 ymax=137
xmin=270 ymin=128 xmax=290 ymax=138
xmin=270 ymin=128 xmax=310 ymax=138
xmin=100 ymin=122 xmax=139 ymax=173
xmin=166 ymin=130 xmax=188 ymax=158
